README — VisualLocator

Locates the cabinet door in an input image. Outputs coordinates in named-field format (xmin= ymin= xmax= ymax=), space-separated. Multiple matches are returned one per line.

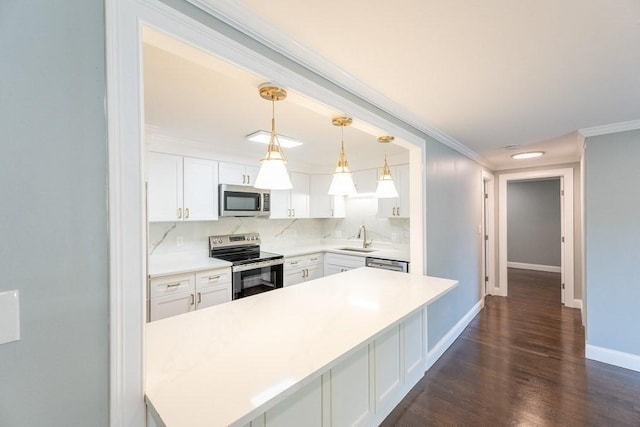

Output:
xmin=243 ymin=165 xmax=259 ymax=187
xmin=396 ymin=164 xmax=410 ymax=218
xmin=183 ymin=157 xmax=218 ymax=221
xmin=147 ymin=152 xmax=183 ymax=222
xmin=324 ymin=265 xmax=344 ymax=276
xmin=269 ymin=189 xmax=290 ymax=219
xmin=196 ymin=284 xmax=231 ymax=309
xmin=308 ymin=174 xmax=332 ymax=218
xmin=219 ymin=162 xmax=248 ymax=186
xmin=290 ymin=172 xmax=309 ymax=218
xmin=149 ymin=292 xmax=194 ymax=321
xmin=305 ymin=264 xmax=323 ymax=282
xmin=284 ymin=268 xmax=305 ymax=287
xmin=353 ymin=168 xmax=378 ymax=194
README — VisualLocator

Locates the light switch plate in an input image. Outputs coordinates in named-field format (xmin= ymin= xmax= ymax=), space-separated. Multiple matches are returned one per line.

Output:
xmin=0 ymin=290 xmax=20 ymax=345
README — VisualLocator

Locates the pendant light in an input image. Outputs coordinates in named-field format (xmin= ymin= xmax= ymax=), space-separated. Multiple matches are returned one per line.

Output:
xmin=375 ymin=135 xmax=399 ymax=198
xmin=253 ymin=84 xmax=293 ymax=190
xmin=328 ymin=116 xmax=357 ymax=196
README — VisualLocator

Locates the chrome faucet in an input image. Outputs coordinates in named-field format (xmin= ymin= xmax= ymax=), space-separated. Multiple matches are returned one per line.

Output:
xmin=357 ymin=225 xmax=373 ymax=248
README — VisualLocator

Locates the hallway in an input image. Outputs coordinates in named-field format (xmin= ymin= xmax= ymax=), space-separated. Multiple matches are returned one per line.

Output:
xmin=382 ymin=268 xmax=640 ymax=426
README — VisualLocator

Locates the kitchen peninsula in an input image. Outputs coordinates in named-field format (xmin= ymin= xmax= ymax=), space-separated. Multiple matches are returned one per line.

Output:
xmin=145 ymin=268 xmax=457 ymax=427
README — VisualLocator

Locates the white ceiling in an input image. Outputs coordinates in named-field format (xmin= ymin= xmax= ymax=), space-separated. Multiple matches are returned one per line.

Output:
xmin=143 ymin=29 xmax=409 ymax=174
xmin=232 ymin=0 xmax=640 ymax=169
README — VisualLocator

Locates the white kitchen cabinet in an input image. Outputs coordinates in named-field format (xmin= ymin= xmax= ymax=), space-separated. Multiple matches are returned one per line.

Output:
xmin=148 ymin=267 xmax=231 ymax=322
xmin=270 ymin=172 xmax=309 ymax=219
xmin=218 ymin=161 xmax=259 ymax=187
xmin=353 ymin=168 xmax=378 ymax=194
xmin=147 ymin=152 xmax=218 ymax=222
xmin=323 ymin=253 xmax=366 ymax=276
xmin=378 ymin=164 xmax=409 ymax=218
xmin=283 ymin=253 xmax=323 ymax=287
xmin=308 ymin=174 xmax=346 ymax=218
xmin=330 ymin=345 xmax=372 ymax=426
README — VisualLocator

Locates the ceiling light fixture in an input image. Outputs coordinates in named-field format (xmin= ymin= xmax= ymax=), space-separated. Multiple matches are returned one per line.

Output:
xmin=375 ymin=135 xmax=399 ymax=199
xmin=511 ymin=151 xmax=544 ymax=160
xmin=246 ymin=130 xmax=303 ymax=148
xmin=253 ymin=84 xmax=293 ymax=190
xmin=328 ymin=115 xmax=357 ymax=196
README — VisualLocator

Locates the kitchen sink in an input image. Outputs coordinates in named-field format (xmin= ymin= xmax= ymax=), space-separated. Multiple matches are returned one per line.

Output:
xmin=337 ymin=247 xmax=378 ymax=253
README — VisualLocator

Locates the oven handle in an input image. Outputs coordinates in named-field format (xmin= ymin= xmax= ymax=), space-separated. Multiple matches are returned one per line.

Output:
xmin=232 ymin=258 xmax=284 ymax=273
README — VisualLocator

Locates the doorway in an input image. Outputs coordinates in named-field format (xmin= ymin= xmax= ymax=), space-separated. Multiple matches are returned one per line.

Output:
xmin=497 ymin=169 xmax=575 ymax=306
xmin=481 ymin=170 xmax=495 ymax=297
xmin=106 ymin=0 xmax=429 ymax=423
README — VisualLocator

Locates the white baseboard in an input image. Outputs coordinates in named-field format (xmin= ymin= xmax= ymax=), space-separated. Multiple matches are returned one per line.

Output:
xmin=572 ymin=299 xmax=582 ymax=311
xmin=426 ymin=299 xmax=484 ymax=370
xmin=507 ymin=262 xmax=561 ymax=273
xmin=585 ymin=344 xmax=640 ymax=372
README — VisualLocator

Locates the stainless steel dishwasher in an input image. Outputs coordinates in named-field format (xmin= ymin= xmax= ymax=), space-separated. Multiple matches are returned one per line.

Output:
xmin=365 ymin=257 xmax=409 ymax=273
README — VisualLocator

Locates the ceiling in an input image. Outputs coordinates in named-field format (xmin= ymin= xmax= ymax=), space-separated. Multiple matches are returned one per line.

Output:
xmin=143 ymin=29 xmax=409 ymax=174
xmin=227 ymin=0 xmax=640 ymax=169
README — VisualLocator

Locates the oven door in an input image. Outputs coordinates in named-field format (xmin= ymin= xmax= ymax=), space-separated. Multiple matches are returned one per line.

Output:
xmin=232 ymin=259 xmax=284 ymax=300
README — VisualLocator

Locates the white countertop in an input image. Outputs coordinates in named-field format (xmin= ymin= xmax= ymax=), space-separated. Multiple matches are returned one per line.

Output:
xmin=148 ymin=243 xmax=409 ymax=278
xmin=148 ymin=252 xmax=231 ymax=278
xmin=145 ymin=268 xmax=457 ymax=427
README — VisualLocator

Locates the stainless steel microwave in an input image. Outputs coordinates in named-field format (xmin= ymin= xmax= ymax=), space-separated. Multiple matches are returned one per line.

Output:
xmin=219 ymin=184 xmax=270 ymax=217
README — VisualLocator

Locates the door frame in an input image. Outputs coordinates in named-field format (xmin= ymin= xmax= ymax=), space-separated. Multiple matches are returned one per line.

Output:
xmin=481 ymin=170 xmax=495 ymax=296
xmin=497 ymin=168 xmax=574 ymax=305
xmin=106 ymin=0 xmax=428 ymax=424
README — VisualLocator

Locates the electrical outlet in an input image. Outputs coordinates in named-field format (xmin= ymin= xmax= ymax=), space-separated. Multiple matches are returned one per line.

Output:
xmin=176 ymin=236 xmax=184 ymax=247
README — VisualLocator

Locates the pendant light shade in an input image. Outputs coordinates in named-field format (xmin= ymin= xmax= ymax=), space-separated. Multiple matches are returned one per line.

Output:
xmin=375 ymin=136 xmax=399 ymax=199
xmin=253 ymin=84 xmax=293 ymax=190
xmin=328 ymin=116 xmax=357 ymax=196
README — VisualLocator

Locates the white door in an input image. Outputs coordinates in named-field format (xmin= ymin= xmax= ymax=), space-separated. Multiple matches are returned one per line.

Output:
xmin=149 ymin=292 xmax=194 ymax=321
xmin=243 ymin=165 xmax=259 ymax=187
xmin=219 ymin=162 xmax=247 ymax=186
xmin=147 ymin=152 xmax=183 ymax=222
xmin=196 ymin=285 xmax=231 ymax=309
xmin=305 ymin=264 xmax=323 ymax=282
xmin=309 ymin=174 xmax=332 ymax=218
xmin=353 ymin=168 xmax=377 ymax=194
xmin=396 ymin=164 xmax=410 ymax=218
xmin=183 ymin=157 xmax=218 ymax=221
xmin=270 ymin=189 xmax=290 ymax=219
xmin=290 ymin=172 xmax=309 ymax=218
xmin=284 ymin=268 xmax=304 ymax=287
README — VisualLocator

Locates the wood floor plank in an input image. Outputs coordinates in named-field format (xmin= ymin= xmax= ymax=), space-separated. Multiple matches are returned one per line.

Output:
xmin=382 ymin=268 xmax=640 ymax=426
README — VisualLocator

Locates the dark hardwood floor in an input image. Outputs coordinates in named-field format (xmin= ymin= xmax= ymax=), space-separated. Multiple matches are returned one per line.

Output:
xmin=382 ymin=268 xmax=640 ymax=426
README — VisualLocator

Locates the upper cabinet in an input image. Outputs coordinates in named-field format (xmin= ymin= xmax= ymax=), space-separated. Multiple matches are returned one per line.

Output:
xmin=218 ymin=161 xmax=260 ymax=187
xmin=378 ymin=164 xmax=409 ymax=218
xmin=147 ymin=152 xmax=218 ymax=222
xmin=309 ymin=174 xmax=346 ymax=218
xmin=352 ymin=169 xmax=378 ymax=194
xmin=271 ymin=172 xmax=310 ymax=219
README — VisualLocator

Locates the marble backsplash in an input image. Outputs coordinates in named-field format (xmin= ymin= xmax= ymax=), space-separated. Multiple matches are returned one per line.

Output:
xmin=148 ymin=197 xmax=409 ymax=255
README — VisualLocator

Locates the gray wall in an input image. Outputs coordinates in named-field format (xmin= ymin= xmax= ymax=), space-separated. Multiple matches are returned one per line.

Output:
xmin=425 ymin=140 xmax=483 ymax=350
xmin=507 ymin=180 xmax=561 ymax=266
xmin=0 ymin=1 xmax=109 ymax=426
xmin=585 ymin=129 xmax=640 ymax=356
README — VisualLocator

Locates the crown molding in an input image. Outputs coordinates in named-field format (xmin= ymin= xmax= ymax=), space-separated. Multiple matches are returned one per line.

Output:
xmin=186 ymin=0 xmax=487 ymax=167
xmin=579 ymin=120 xmax=640 ymax=137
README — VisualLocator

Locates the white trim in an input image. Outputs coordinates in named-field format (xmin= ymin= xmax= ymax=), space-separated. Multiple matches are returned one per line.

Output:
xmin=186 ymin=0 xmax=488 ymax=167
xmin=572 ymin=299 xmax=582 ymax=311
xmin=585 ymin=344 xmax=640 ymax=373
xmin=481 ymin=170 xmax=495 ymax=296
xmin=107 ymin=0 xmax=430 ymax=423
xmin=507 ymin=262 xmax=561 ymax=273
xmin=498 ymin=168 xmax=575 ymax=306
xmin=579 ymin=119 xmax=640 ymax=137
xmin=425 ymin=299 xmax=484 ymax=370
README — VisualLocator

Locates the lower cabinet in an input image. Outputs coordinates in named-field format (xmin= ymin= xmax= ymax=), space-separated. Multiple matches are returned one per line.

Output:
xmin=284 ymin=253 xmax=324 ymax=287
xmin=148 ymin=267 xmax=231 ymax=322
xmin=245 ymin=309 xmax=426 ymax=427
xmin=323 ymin=253 xmax=366 ymax=276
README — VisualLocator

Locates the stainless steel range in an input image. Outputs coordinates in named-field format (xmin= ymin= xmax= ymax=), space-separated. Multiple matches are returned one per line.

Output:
xmin=209 ymin=233 xmax=283 ymax=300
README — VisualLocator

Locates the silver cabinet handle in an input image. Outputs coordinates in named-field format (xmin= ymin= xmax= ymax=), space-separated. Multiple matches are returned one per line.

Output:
xmin=247 ymin=175 xmax=250 ymax=184
xmin=396 ymin=207 xmax=400 ymax=216
xmin=197 ymin=292 xmax=202 ymax=304
xmin=290 ymin=261 xmax=299 ymax=265
xmin=292 ymin=209 xmax=296 ymax=217
xmin=242 ymin=174 xmax=246 ymax=184
xmin=208 ymin=275 xmax=220 ymax=282
xmin=166 ymin=282 xmax=181 ymax=288
xmin=177 ymin=208 xmax=182 ymax=219
xmin=331 ymin=208 xmax=334 ymax=217
xmin=185 ymin=208 xmax=190 ymax=219
xmin=288 ymin=208 xmax=291 ymax=217
xmin=310 ymin=257 xmax=318 ymax=261
xmin=190 ymin=294 xmax=195 ymax=306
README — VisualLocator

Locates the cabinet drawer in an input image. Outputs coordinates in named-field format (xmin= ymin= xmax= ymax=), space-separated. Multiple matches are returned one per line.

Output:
xmin=195 ymin=268 xmax=231 ymax=288
xmin=324 ymin=253 xmax=366 ymax=269
xmin=149 ymin=273 xmax=195 ymax=298
xmin=284 ymin=256 xmax=306 ymax=271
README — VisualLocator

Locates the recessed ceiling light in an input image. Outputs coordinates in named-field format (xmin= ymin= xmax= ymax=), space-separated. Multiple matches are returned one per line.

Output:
xmin=511 ymin=151 xmax=544 ymax=160
xmin=246 ymin=130 xmax=303 ymax=148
